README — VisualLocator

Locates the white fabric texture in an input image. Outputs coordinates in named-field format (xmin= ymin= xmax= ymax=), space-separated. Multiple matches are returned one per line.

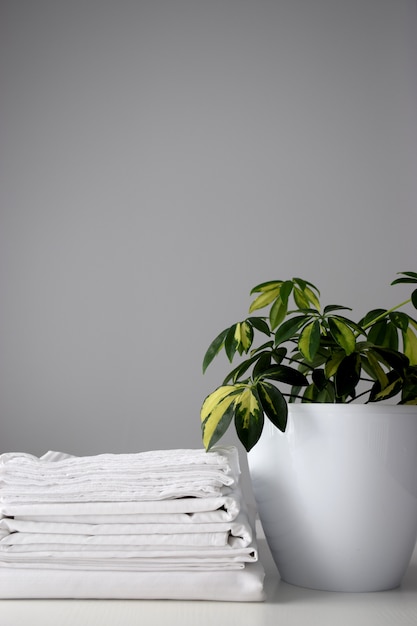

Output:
xmin=0 ymin=446 xmax=265 ymax=601
xmin=0 ymin=561 xmax=265 ymax=601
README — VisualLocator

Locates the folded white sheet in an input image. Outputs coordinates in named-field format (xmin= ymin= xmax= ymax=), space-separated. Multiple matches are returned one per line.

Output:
xmin=0 ymin=447 xmax=240 ymax=502
xmin=0 ymin=491 xmax=242 ymax=521
xmin=0 ymin=560 xmax=266 ymax=600
xmin=0 ymin=511 xmax=253 ymax=547
xmin=0 ymin=446 xmax=265 ymax=601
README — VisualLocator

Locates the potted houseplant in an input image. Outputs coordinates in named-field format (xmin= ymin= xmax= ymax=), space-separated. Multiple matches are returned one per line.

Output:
xmin=201 ymin=271 xmax=417 ymax=591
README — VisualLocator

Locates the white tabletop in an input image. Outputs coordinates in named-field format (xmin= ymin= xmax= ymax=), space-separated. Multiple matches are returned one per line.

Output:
xmin=2 ymin=532 xmax=417 ymax=626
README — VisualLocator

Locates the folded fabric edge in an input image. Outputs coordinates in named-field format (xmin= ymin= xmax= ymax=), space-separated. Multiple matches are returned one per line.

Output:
xmin=0 ymin=561 xmax=266 ymax=601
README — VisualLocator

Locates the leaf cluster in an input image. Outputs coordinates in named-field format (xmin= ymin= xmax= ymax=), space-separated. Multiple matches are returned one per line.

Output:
xmin=201 ymin=272 xmax=417 ymax=451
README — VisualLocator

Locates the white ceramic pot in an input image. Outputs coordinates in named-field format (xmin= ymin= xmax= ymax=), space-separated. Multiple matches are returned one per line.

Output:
xmin=248 ymin=404 xmax=417 ymax=591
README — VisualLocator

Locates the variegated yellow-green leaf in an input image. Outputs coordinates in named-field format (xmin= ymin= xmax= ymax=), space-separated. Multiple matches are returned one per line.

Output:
xmin=328 ymin=317 xmax=356 ymax=355
xmin=250 ymin=280 xmax=282 ymax=295
xmin=233 ymin=387 xmax=260 ymax=428
xmin=298 ymin=320 xmax=320 ymax=362
xmin=269 ymin=297 xmax=287 ymax=330
xmin=249 ymin=285 xmax=281 ymax=313
xmin=293 ymin=286 xmax=310 ymax=310
xmin=324 ymin=350 xmax=344 ymax=379
xmin=403 ymin=327 xmax=417 ymax=365
xmin=303 ymin=285 xmax=321 ymax=311
xmin=200 ymin=385 xmax=240 ymax=422
xmin=236 ymin=321 xmax=253 ymax=354
xmin=200 ymin=385 xmax=242 ymax=450
xmin=373 ymin=374 xmax=403 ymax=401
xmin=234 ymin=387 xmax=264 ymax=451
xmin=364 ymin=351 xmax=389 ymax=388
xmin=256 ymin=381 xmax=287 ymax=432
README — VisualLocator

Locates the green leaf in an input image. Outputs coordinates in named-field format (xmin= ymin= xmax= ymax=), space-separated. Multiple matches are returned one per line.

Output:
xmin=362 ymin=351 xmax=389 ymax=388
xmin=367 ymin=319 xmax=390 ymax=347
xmin=371 ymin=346 xmax=409 ymax=373
xmin=323 ymin=304 xmax=352 ymax=314
xmin=403 ymin=327 xmax=417 ymax=365
xmin=260 ymin=364 xmax=309 ymax=387
xmin=252 ymin=352 xmax=272 ymax=380
xmin=222 ymin=354 xmax=261 ymax=384
xmin=271 ymin=347 xmax=287 ymax=364
xmin=246 ymin=317 xmax=271 ymax=336
xmin=328 ymin=317 xmax=356 ymax=355
xmin=293 ymin=286 xmax=310 ymax=309
xmin=312 ymin=368 xmax=327 ymax=391
xmin=250 ymin=280 xmax=283 ymax=294
xmin=234 ymin=387 xmax=264 ymax=451
xmin=274 ymin=315 xmax=308 ymax=346
xmin=369 ymin=371 xmax=403 ymax=402
xmin=236 ymin=321 xmax=254 ymax=354
xmin=391 ymin=271 xmax=417 ymax=285
xmin=249 ymin=282 xmax=281 ymax=313
xmin=298 ymin=320 xmax=321 ymax=362
xmin=202 ymin=328 xmax=229 ymax=373
xmin=360 ymin=309 xmax=387 ymax=329
xmin=331 ymin=315 xmax=366 ymax=337
xmin=269 ymin=297 xmax=287 ymax=330
xmin=256 ymin=381 xmax=288 ymax=432
xmin=325 ymin=350 xmax=345 ymax=378
xmin=224 ymin=324 xmax=239 ymax=362
xmin=412 ymin=289 xmax=417 ymax=310
xmin=402 ymin=367 xmax=417 ymax=403
xmin=389 ymin=311 xmax=409 ymax=332
xmin=335 ymin=353 xmax=361 ymax=398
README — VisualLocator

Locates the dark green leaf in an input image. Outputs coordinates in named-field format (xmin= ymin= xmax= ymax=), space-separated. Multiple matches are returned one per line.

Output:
xmin=369 ymin=371 xmax=403 ymax=402
xmin=224 ymin=324 xmax=238 ymax=362
xmin=271 ymin=347 xmax=287 ymax=364
xmin=389 ymin=311 xmax=409 ymax=332
xmin=280 ymin=280 xmax=294 ymax=305
xmin=312 ymin=368 xmax=327 ymax=391
xmin=323 ymin=304 xmax=352 ymax=314
xmin=335 ymin=353 xmax=361 ymax=398
xmin=202 ymin=328 xmax=229 ymax=373
xmin=274 ymin=315 xmax=308 ymax=346
xmin=256 ymin=381 xmax=288 ymax=432
xmin=252 ymin=352 xmax=272 ymax=380
xmin=412 ymin=289 xmax=417 ymax=310
xmin=371 ymin=346 xmax=409 ymax=373
xmin=246 ymin=317 xmax=271 ymax=335
xmin=222 ymin=354 xmax=260 ymax=384
xmin=250 ymin=340 xmax=274 ymax=355
xmin=360 ymin=309 xmax=387 ymax=328
xmin=391 ymin=271 xmax=417 ymax=285
xmin=367 ymin=320 xmax=391 ymax=347
xmin=260 ymin=364 xmax=309 ymax=387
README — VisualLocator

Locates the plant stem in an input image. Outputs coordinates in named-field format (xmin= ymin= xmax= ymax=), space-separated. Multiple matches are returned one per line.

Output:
xmin=361 ymin=298 xmax=411 ymax=330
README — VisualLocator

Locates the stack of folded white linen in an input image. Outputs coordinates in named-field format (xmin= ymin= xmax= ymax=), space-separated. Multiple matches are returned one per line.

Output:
xmin=0 ymin=446 xmax=265 ymax=601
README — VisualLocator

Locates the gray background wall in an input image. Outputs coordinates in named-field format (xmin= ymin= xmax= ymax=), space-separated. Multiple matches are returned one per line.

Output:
xmin=1 ymin=0 xmax=416 ymax=461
